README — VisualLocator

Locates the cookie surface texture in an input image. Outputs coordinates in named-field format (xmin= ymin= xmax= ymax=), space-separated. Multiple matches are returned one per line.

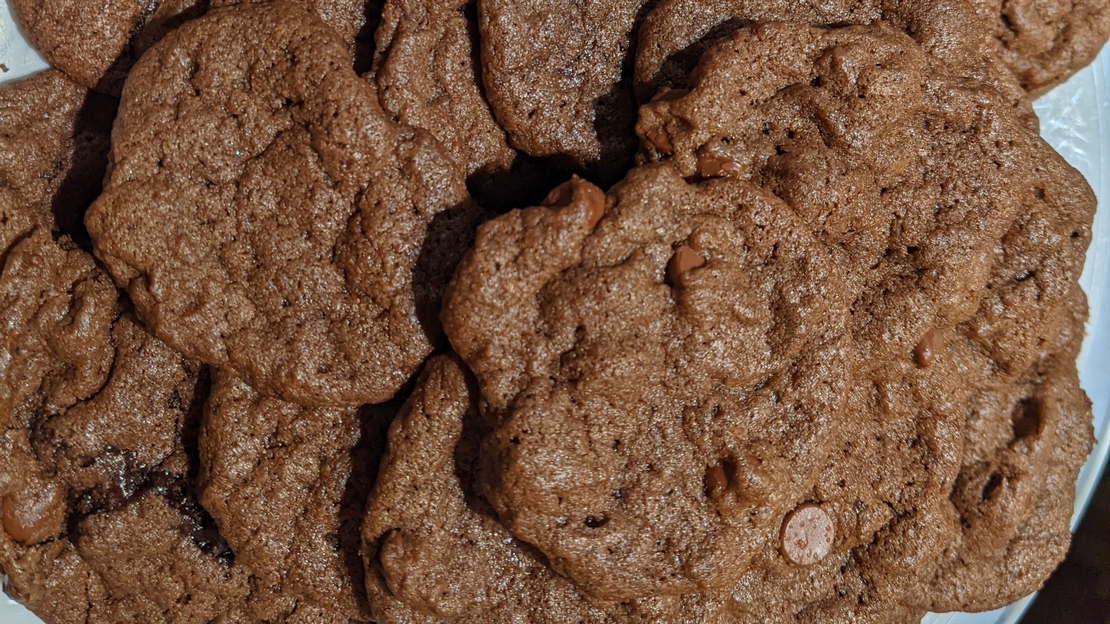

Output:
xmin=86 ymin=1 xmax=473 ymax=407
xmin=974 ymin=0 xmax=1110 ymax=94
xmin=198 ymin=371 xmax=396 ymax=622
xmin=373 ymin=0 xmax=516 ymax=182
xmin=443 ymin=168 xmax=851 ymax=599
xmin=633 ymin=0 xmax=1034 ymax=121
xmin=363 ymin=354 xmax=734 ymax=623
xmin=637 ymin=22 xmax=1048 ymax=379
xmin=12 ymin=0 xmax=209 ymax=95
xmin=0 ymin=230 xmax=251 ymax=624
xmin=476 ymin=0 xmax=648 ymax=183
xmin=0 ymin=70 xmax=114 ymax=252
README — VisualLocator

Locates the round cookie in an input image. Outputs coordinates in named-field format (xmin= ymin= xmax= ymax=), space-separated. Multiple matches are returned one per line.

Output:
xmin=12 ymin=0 xmax=209 ymax=95
xmin=637 ymin=22 xmax=1046 ymax=380
xmin=475 ymin=0 xmax=649 ymax=184
xmin=632 ymin=0 xmax=1033 ymax=120
xmin=0 ymin=70 xmax=114 ymax=252
xmin=197 ymin=371 xmax=398 ymax=623
xmin=0 ymin=229 xmax=251 ymax=624
xmin=973 ymin=0 xmax=1110 ymax=94
xmin=443 ymin=167 xmax=851 ymax=599
xmin=85 ymin=1 xmax=478 ymax=407
xmin=362 ymin=354 xmax=717 ymax=623
xmin=930 ymin=320 xmax=1093 ymax=612
xmin=372 ymin=0 xmax=516 ymax=185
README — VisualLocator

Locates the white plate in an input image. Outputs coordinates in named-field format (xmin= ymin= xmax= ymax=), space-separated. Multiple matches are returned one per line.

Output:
xmin=0 ymin=6 xmax=1107 ymax=623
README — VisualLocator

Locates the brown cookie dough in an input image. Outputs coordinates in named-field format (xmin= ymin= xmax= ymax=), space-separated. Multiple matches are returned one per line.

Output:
xmin=85 ymin=1 xmax=478 ymax=407
xmin=637 ymin=22 xmax=1050 ymax=380
xmin=476 ymin=0 xmax=649 ymax=183
xmin=0 ymin=70 xmax=114 ymax=252
xmin=443 ymin=167 xmax=851 ymax=599
xmin=197 ymin=371 xmax=397 ymax=623
xmin=974 ymin=0 xmax=1110 ymax=94
xmin=12 ymin=0 xmax=209 ymax=95
xmin=0 ymin=229 xmax=251 ymax=624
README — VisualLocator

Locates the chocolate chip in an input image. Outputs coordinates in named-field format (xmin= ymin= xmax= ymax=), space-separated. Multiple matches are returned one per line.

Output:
xmin=913 ymin=328 xmax=946 ymax=368
xmin=666 ymin=244 xmax=706 ymax=286
xmin=781 ymin=503 xmax=834 ymax=566
xmin=645 ymin=126 xmax=674 ymax=154
xmin=1 ymin=481 xmax=66 ymax=545
xmin=696 ymin=146 xmax=745 ymax=178
xmin=541 ymin=175 xmax=606 ymax=227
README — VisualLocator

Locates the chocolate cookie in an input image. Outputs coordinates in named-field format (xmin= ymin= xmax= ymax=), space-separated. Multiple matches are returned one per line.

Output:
xmin=212 ymin=0 xmax=377 ymax=63
xmin=85 ymin=2 xmax=478 ymax=407
xmin=364 ymin=354 xmax=604 ymax=623
xmin=806 ymin=156 xmax=1094 ymax=619
xmin=958 ymin=139 xmax=1095 ymax=386
xmin=362 ymin=353 xmax=960 ymax=624
xmin=443 ymin=168 xmax=851 ymax=599
xmin=633 ymin=0 xmax=1034 ymax=122
xmin=11 ymin=0 xmax=209 ymax=95
xmin=0 ymin=229 xmax=250 ymax=623
xmin=975 ymin=0 xmax=1110 ymax=94
xmin=681 ymin=315 xmax=970 ymax=623
xmin=197 ymin=372 xmax=397 ymax=623
xmin=372 ymin=0 xmax=514 ymax=184
xmin=476 ymin=0 xmax=649 ymax=183
xmin=637 ymin=22 xmax=1048 ymax=379
xmin=0 ymin=70 xmax=114 ymax=252
xmin=930 ymin=314 xmax=1093 ymax=612
xmin=363 ymin=355 xmax=725 ymax=623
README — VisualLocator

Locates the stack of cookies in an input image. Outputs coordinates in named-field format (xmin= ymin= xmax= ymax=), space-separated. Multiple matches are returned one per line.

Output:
xmin=0 ymin=0 xmax=1106 ymax=622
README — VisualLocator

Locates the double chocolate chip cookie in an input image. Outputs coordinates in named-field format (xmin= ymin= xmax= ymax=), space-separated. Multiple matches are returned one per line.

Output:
xmin=197 ymin=373 xmax=396 ymax=622
xmin=443 ymin=168 xmax=851 ymax=599
xmin=0 ymin=227 xmax=250 ymax=624
xmin=637 ymin=22 xmax=1057 ymax=378
xmin=0 ymin=70 xmax=113 ymax=251
xmin=86 ymin=1 xmax=479 ymax=408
